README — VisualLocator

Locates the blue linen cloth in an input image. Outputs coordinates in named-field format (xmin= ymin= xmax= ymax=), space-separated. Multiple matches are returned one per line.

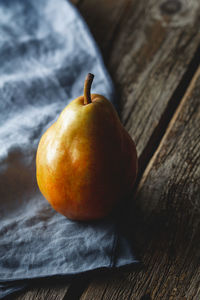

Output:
xmin=0 ymin=0 xmax=138 ymax=298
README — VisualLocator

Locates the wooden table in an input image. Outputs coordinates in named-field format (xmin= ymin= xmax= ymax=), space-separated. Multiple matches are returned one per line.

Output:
xmin=14 ymin=0 xmax=200 ymax=299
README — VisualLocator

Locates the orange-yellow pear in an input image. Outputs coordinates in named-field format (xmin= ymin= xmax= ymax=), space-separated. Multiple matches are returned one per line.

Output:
xmin=36 ymin=74 xmax=138 ymax=221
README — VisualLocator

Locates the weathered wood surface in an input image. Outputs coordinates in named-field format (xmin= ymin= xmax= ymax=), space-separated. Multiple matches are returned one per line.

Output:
xmin=15 ymin=285 xmax=69 ymax=300
xmin=81 ymin=65 xmax=200 ymax=300
xmin=74 ymin=0 xmax=127 ymax=58
xmin=79 ymin=0 xmax=200 ymax=161
xmin=13 ymin=0 xmax=200 ymax=299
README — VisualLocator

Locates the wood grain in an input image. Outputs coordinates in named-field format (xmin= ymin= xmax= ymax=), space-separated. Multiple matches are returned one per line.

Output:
xmin=78 ymin=0 xmax=200 ymax=160
xmin=77 ymin=0 xmax=129 ymax=58
xmin=15 ymin=284 xmax=69 ymax=300
xmin=80 ymin=67 xmax=200 ymax=299
xmin=70 ymin=0 xmax=82 ymax=6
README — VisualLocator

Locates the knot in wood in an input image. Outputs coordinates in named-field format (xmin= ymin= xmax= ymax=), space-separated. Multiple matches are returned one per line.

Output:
xmin=160 ymin=0 xmax=182 ymax=15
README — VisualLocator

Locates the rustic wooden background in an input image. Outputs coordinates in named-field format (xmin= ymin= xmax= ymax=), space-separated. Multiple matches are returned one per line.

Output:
xmin=13 ymin=0 xmax=200 ymax=299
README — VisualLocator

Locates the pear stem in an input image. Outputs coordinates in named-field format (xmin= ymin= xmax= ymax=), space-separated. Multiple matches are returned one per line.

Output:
xmin=84 ymin=73 xmax=94 ymax=105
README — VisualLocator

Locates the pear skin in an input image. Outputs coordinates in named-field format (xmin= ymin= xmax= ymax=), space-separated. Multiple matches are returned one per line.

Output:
xmin=36 ymin=74 xmax=138 ymax=221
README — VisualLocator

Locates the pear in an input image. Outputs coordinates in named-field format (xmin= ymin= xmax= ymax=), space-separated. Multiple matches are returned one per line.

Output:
xmin=36 ymin=74 xmax=138 ymax=221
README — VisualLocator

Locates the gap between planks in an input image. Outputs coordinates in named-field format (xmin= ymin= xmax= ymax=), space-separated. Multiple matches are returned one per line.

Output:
xmin=138 ymin=63 xmax=200 ymax=193
xmin=137 ymin=41 xmax=200 ymax=183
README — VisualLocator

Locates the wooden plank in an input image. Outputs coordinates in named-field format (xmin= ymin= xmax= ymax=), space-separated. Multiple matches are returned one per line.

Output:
xmin=15 ymin=284 xmax=69 ymax=300
xmin=70 ymin=0 xmax=82 ymax=6
xmin=76 ymin=0 xmax=129 ymax=58
xmin=80 ymin=67 xmax=200 ymax=299
xmin=78 ymin=0 xmax=200 ymax=161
